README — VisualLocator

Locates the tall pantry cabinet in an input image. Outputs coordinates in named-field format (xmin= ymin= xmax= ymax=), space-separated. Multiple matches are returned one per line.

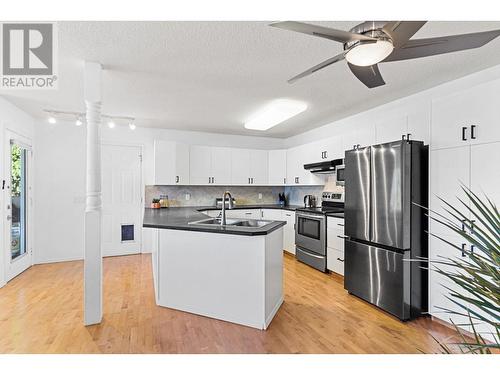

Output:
xmin=429 ymin=78 xmax=500 ymax=330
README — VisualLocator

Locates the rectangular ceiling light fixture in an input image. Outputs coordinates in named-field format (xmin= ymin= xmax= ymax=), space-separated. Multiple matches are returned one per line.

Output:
xmin=244 ymin=99 xmax=307 ymax=131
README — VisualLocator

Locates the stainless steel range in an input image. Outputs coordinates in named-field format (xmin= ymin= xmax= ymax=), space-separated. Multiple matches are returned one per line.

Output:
xmin=295 ymin=192 xmax=344 ymax=272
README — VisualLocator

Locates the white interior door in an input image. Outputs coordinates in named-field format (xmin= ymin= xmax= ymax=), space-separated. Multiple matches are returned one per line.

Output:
xmin=4 ymin=132 xmax=33 ymax=282
xmin=101 ymin=144 xmax=142 ymax=257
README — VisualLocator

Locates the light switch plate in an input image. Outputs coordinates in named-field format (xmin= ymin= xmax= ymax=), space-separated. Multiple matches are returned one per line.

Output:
xmin=185 ymin=193 xmax=190 ymax=200
xmin=258 ymin=193 xmax=262 ymax=200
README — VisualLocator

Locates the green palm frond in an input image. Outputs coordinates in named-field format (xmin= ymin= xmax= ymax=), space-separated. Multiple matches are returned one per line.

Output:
xmin=423 ymin=184 xmax=500 ymax=354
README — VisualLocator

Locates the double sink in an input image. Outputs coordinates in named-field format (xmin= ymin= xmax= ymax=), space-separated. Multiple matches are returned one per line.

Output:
xmin=189 ymin=217 xmax=271 ymax=228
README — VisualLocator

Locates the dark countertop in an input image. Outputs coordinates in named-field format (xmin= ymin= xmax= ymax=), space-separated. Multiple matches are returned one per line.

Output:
xmin=201 ymin=204 xmax=301 ymax=212
xmin=143 ymin=206 xmax=289 ymax=236
xmin=326 ymin=212 xmax=345 ymax=219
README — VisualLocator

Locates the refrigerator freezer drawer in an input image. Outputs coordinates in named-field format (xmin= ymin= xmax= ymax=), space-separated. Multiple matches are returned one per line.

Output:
xmin=344 ymin=239 xmax=411 ymax=320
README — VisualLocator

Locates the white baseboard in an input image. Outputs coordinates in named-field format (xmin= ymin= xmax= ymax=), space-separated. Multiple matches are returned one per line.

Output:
xmin=34 ymin=256 xmax=83 ymax=265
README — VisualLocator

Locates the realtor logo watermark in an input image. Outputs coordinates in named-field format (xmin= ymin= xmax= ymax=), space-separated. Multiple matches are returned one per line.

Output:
xmin=1 ymin=22 xmax=58 ymax=89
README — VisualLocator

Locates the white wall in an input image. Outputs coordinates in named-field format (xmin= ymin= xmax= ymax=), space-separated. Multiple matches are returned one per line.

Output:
xmin=0 ymin=96 xmax=36 ymax=286
xmin=34 ymin=123 xmax=285 ymax=263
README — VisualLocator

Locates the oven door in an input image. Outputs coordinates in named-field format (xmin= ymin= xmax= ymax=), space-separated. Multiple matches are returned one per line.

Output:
xmin=295 ymin=212 xmax=326 ymax=255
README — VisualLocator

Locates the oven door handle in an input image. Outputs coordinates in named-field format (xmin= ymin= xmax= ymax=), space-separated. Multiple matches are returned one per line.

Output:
xmin=297 ymin=248 xmax=324 ymax=259
xmin=297 ymin=213 xmax=325 ymax=220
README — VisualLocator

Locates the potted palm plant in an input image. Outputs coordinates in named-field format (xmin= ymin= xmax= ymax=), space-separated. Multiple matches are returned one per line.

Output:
xmin=425 ymin=186 xmax=499 ymax=353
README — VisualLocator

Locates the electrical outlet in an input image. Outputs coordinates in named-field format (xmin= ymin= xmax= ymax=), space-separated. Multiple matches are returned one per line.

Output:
xmin=258 ymin=193 xmax=262 ymax=200
xmin=185 ymin=193 xmax=190 ymax=200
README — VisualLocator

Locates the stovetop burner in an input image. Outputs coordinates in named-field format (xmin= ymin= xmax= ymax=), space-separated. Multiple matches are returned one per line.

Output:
xmin=296 ymin=200 xmax=344 ymax=215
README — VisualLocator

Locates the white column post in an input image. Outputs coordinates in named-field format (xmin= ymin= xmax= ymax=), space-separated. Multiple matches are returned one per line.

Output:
xmin=84 ymin=62 xmax=103 ymax=325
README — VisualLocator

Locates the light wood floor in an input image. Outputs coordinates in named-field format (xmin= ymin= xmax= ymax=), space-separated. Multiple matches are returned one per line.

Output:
xmin=0 ymin=253 xmax=457 ymax=353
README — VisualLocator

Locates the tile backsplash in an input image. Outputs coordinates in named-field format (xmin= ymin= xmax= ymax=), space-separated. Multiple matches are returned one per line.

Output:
xmin=284 ymin=185 xmax=325 ymax=206
xmin=145 ymin=185 xmax=285 ymax=207
xmin=145 ymin=184 xmax=329 ymax=207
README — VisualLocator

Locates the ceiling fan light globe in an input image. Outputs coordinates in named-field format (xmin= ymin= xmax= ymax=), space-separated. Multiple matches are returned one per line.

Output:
xmin=346 ymin=40 xmax=394 ymax=67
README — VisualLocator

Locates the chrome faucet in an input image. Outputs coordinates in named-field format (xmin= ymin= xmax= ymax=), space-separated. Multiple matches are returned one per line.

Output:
xmin=221 ymin=191 xmax=234 ymax=225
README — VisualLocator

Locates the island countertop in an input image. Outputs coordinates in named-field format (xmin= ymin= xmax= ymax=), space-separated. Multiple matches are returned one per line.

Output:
xmin=143 ymin=206 xmax=292 ymax=236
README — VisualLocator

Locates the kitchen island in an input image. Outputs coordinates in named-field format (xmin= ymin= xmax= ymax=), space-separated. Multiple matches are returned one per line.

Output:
xmin=143 ymin=207 xmax=286 ymax=330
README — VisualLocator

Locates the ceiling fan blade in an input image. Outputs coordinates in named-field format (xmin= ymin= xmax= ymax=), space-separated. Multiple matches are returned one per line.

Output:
xmin=270 ymin=21 xmax=376 ymax=44
xmin=384 ymin=29 xmax=500 ymax=62
xmin=289 ymin=53 xmax=346 ymax=84
xmin=382 ymin=21 xmax=427 ymax=47
xmin=288 ymin=52 xmax=346 ymax=84
xmin=348 ymin=63 xmax=386 ymax=88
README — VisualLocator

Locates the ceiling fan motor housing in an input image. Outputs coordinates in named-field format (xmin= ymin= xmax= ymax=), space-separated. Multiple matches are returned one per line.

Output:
xmin=344 ymin=21 xmax=393 ymax=51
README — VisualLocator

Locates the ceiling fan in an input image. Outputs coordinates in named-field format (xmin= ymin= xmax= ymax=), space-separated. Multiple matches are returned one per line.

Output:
xmin=270 ymin=21 xmax=500 ymax=88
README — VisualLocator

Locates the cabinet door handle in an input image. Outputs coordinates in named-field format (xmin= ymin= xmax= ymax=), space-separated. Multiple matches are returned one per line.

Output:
xmin=337 ymin=258 xmax=344 ymax=262
xmin=462 ymin=126 xmax=468 ymax=141
xmin=337 ymin=223 xmax=344 ymax=227
xmin=471 ymin=125 xmax=476 ymax=139
xmin=461 ymin=243 xmax=467 ymax=257
xmin=470 ymin=245 xmax=475 ymax=254
xmin=324 ymin=151 xmax=328 ymax=159
xmin=251 ymin=178 xmax=254 ymax=184
xmin=283 ymin=177 xmax=286 ymax=184
xmin=337 ymin=235 xmax=348 ymax=239
xmin=209 ymin=177 xmax=211 ymax=184
xmin=176 ymin=175 xmax=179 ymax=183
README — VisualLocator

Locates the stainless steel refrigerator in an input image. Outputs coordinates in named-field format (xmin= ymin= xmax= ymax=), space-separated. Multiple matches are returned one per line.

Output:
xmin=344 ymin=139 xmax=428 ymax=320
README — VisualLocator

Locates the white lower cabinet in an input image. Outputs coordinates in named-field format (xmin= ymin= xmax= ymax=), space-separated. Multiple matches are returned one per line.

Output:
xmin=326 ymin=216 xmax=345 ymax=275
xmin=283 ymin=211 xmax=295 ymax=255
xmin=226 ymin=209 xmax=261 ymax=220
xmin=327 ymin=248 xmax=344 ymax=276
xmin=261 ymin=209 xmax=283 ymax=221
xmin=429 ymin=140 xmax=499 ymax=335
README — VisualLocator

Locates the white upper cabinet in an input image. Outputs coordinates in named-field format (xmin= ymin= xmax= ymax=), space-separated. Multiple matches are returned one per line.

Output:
xmin=249 ymin=149 xmax=268 ymax=185
xmin=231 ymin=148 xmax=250 ymax=185
xmin=341 ymin=122 xmax=376 ymax=155
xmin=324 ymin=136 xmax=343 ymax=160
xmin=375 ymin=115 xmax=409 ymax=144
xmin=286 ymin=145 xmax=301 ymax=185
xmin=154 ymin=140 xmax=190 ymax=185
xmin=230 ymin=149 xmax=269 ymax=185
xmin=286 ymin=144 xmax=325 ymax=185
xmin=268 ymin=150 xmax=287 ymax=185
xmin=304 ymin=137 xmax=343 ymax=163
xmin=431 ymin=78 xmax=500 ymax=150
xmin=190 ymin=146 xmax=231 ymax=185
xmin=211 ymin=147 xmax=232 ymax=185
xmin=189 ymin=145 xmax=212 ymax=185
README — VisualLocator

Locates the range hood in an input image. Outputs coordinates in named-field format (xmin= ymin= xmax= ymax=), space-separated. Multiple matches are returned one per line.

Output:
xmin=304 ymin=158 xmax=343 ymax=174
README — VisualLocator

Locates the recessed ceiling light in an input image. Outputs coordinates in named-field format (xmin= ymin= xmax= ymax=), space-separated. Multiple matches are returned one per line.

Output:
xmin=345 ymin=39 xmax=394 ymax=67
xmin=48 ymin=116 xmax=56 ymax=124
xmin=129 ymin=122 xmax=136 ymax=130
xmin=75 ymin=117 xmax=83 ymax=126
xmin=107 ymin=121 xmax=116 ymax=129
xmin=244 ymin=99 xmax=308 ymax=131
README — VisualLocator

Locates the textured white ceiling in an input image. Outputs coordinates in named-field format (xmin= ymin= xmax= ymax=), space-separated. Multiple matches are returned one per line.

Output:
xmin=3 ymin=21 xmax=500 ymax=137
